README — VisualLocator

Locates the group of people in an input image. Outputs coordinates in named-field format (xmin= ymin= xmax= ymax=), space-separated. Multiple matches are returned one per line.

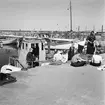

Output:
xmin=26 ymin=44 xmax=39 ymax=68
xmin=70 ymin=31 xmax=103 ymax=67
xmin=53 ymin=31 xmax=103 ymax=67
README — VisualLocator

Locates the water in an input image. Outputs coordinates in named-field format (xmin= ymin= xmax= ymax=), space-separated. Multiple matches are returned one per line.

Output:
xmin=0 ymin=45 xmax=18 ymax=69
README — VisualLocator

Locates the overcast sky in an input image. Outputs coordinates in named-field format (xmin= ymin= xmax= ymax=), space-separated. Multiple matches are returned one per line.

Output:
xmin=0 ymin=0 xmax=104 ymax=31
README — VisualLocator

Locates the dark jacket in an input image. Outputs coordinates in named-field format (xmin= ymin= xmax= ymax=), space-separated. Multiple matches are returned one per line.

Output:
xmin=32 ymin=46 xmax=39 ymax=57
xmin=68 ymin=46 xmax=75 ymax=60
xmin=86 ymin=34 xmax=96 ymax=54
xmin=26 ymin=52 xmax=35 ymax=62
xmin=86 ymin=34 xmax=96 ymax=45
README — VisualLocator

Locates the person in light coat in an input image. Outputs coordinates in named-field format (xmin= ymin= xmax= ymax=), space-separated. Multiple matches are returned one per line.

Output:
xmin=53 ymin=50 xmax=62 ymax=61
xmin=90 ymin=54 xmax=103 ymax=66
xmin=61 ymin=50 xmax=68 ymax=63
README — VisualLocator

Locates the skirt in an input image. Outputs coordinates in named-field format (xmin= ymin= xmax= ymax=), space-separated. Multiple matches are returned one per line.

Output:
xmin=86 ymin=43 xmax=95 ymax=54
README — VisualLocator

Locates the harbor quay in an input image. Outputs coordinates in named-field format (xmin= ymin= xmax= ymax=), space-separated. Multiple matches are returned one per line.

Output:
xmin=0 ymin=63 xmax=104 ymax=105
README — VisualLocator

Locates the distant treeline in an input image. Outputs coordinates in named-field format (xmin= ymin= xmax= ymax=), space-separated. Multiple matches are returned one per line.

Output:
xmin=0 ymin=30 xmax=105 ymax=40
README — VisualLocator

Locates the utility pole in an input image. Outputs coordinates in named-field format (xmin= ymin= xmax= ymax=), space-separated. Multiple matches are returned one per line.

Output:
xmin=101 ymin=25 xmax=103 ymax=32
xmin=93 ymin=25 xmax=95 ymax=32
xmin=85 ymin=26 xmax=87 ymax=31
xmin=78 ymin=26 xmax=80 ymax=32
xmin=70 ymin=1 xmax=72 ymax=32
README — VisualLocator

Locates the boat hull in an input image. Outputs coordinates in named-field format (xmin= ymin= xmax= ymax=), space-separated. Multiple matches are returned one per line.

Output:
xmin=0 ymin=39 xmax=17 ymax=45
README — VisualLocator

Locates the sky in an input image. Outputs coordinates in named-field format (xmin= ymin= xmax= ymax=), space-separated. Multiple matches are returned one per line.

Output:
xmin=0 ymin=0 xmax=104 ymax=31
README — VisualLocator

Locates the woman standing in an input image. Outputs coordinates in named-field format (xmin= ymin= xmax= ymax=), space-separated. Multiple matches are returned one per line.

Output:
xmin=68 ymin=41 xmax=75 ymax=61
xmin=86 ymin=31 xmax=96 ymax=55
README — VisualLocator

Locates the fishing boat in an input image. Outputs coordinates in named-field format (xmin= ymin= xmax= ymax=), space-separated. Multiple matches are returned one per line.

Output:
xmin=0 ymin=38 xmax=17 ymax=45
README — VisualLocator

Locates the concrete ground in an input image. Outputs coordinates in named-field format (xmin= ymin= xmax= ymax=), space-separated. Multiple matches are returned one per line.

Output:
xmin=0 ymin=63 xmax=105 ymax=105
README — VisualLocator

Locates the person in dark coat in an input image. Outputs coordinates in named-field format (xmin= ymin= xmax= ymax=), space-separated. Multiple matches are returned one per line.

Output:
xmin=26 ymin=48 xmax=35 ymax=67
xmin=86 ymin=31 xmax=96 ymax=55
xmin=68 ymin=41 xmax=75 ymax=61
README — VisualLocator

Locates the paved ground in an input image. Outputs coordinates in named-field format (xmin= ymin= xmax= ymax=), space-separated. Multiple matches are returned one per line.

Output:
xmin=0 ymin=63 xmax=105 ymax=105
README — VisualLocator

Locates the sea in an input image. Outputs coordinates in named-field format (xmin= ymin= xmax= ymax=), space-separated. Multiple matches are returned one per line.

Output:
xmin=0 ymin=45 xmax=18 ymax=69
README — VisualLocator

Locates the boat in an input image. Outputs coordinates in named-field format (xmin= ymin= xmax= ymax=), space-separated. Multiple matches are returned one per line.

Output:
xmin=0 ymin=38 xmax=17 ymax=45
xmin=45 ymin=38 xmax=86 ymax=50
xmin=1 ymin=65 xmax=22 ymax=74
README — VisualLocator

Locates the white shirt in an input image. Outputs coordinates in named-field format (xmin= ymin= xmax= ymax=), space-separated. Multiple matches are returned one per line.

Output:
xmin=91 ymin=55 xmax=102 ymax=64
xmin=53 ymin=52 xmax=62 ymax=61
xmin=61 ymin=53 xmax=68 ymax=63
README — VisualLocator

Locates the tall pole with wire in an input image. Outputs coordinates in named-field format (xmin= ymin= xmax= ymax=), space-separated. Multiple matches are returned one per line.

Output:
xmin=70 ymin=1 xmax=72 ymax=32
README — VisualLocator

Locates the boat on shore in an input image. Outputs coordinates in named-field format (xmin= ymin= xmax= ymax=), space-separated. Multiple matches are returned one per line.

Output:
xmin=0 ymin=38 xmax=17 ymax=45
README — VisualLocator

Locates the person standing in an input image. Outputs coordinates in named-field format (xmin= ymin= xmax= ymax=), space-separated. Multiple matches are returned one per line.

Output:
xmin=68 ymin=41 xmax=75 ymax=61
xmin=86 ymin=31 xmax=96 ymax=55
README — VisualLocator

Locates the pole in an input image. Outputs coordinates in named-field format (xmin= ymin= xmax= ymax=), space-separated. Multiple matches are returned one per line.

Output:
xmin=85 ymin=26 xmax=87 ymax=31
xmin=70 ymin=1 xmax=72 ymax=32
xmin=78 ymin=26 xmax=80 ymax=32
xmin=93 ymin=25 xmax=95 ymax=31
xmin=102 ymin=25 xmax=103 ymax=32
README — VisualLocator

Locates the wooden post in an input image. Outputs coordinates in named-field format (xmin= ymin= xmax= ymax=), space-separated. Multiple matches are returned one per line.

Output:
xmin=45 ymin=38 xmax=50 ymax=54
xmin=47 ymin=40 xmax=50 ymax=54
